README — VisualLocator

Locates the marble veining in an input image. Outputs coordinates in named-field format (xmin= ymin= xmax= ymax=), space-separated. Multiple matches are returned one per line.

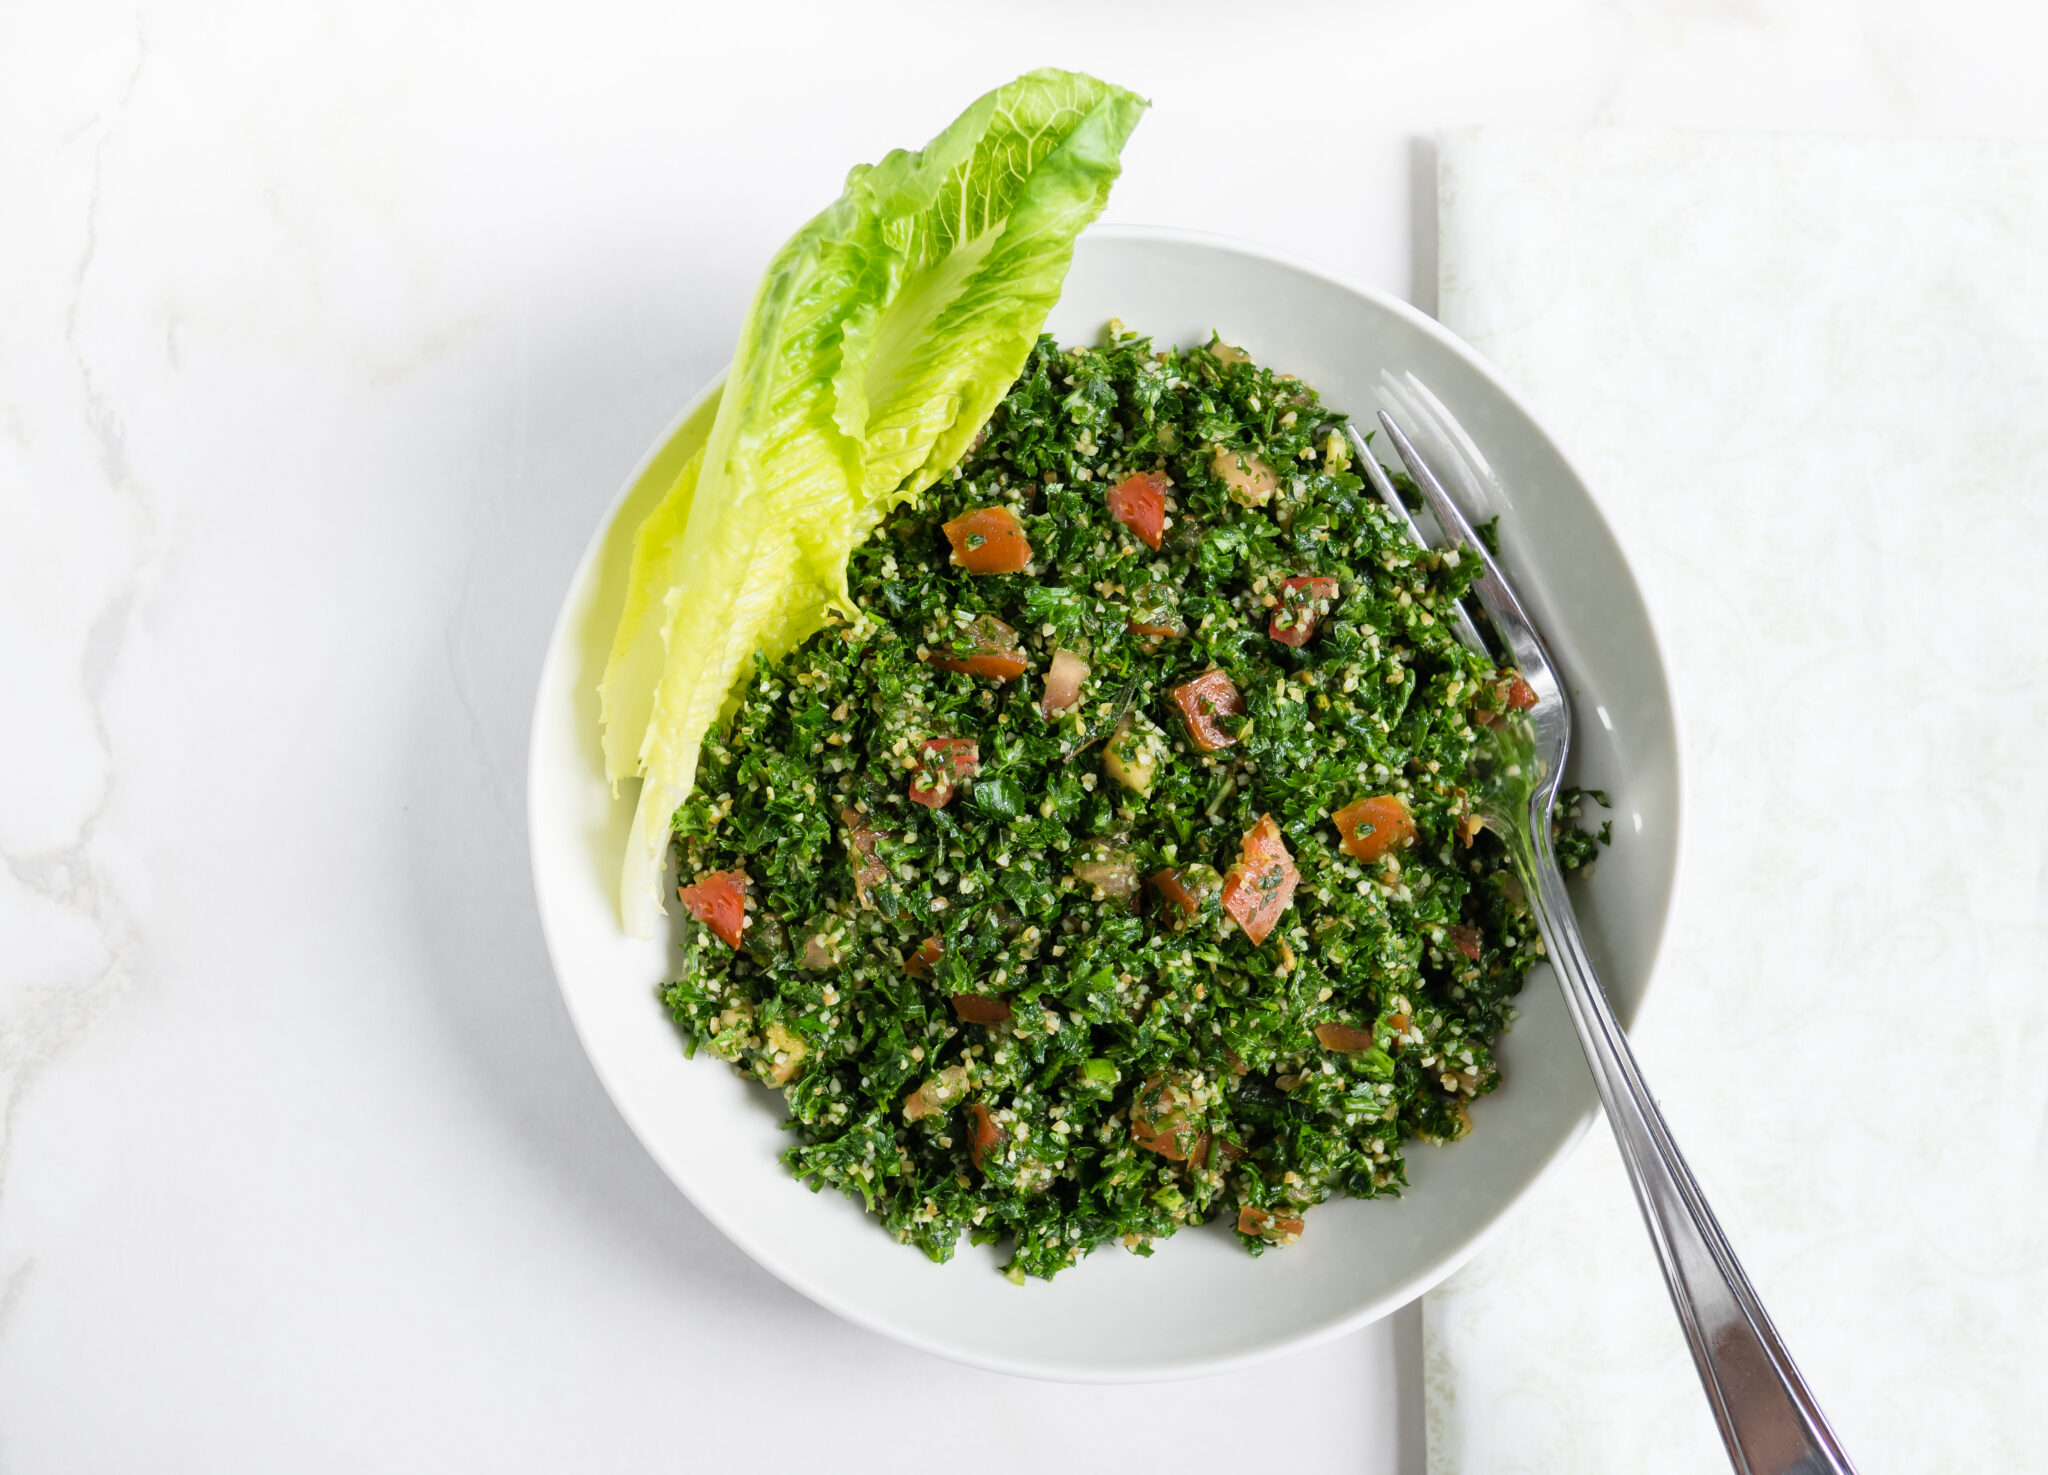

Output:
xmin=2 ymin=28 xmax=154 ymax=1239
xmin=8 ymin=4 xmax=2048 ymax=1470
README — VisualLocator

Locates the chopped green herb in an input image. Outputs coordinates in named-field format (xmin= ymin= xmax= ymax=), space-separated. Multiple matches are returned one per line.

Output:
xmin=660 ymin=326 xmax=1600 ymax=1280
xmin=1552 ymin=785 xmax=1612 ymax=871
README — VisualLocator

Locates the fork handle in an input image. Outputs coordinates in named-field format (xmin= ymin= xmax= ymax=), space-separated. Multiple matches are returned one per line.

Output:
xmin=1516 ymin=823 xmax=1858 ymax=1475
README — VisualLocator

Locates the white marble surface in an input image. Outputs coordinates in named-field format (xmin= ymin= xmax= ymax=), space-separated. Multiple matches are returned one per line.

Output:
xmin=6 ymin=3 xmax=2048 ymax=1469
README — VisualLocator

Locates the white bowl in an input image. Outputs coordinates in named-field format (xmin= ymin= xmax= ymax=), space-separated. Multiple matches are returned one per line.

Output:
xmin=527 ymin=225 xmax=1681 ymax=1382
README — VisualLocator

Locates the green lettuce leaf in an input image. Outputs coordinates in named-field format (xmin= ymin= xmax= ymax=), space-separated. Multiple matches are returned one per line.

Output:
xmin=602 ymin=68 xmax=1146 ymax=936
xmin=599 ymin=441 xmax=705 ymax=787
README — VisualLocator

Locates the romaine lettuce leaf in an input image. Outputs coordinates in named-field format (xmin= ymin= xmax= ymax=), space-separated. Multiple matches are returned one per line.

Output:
xmin=600 ymin=441 xmax=705 ymax=787
xmin=603 ymin=68 xmax=1146 ymax=935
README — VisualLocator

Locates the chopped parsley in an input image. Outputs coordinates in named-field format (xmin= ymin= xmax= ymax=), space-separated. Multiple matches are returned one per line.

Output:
xmin=660 ymin=325 xmax=1603 ymax=1281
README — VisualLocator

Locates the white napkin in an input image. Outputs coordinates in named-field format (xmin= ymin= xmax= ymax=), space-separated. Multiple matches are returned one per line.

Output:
xmin=1423 ymin=127 xmax=2048 ymax=1474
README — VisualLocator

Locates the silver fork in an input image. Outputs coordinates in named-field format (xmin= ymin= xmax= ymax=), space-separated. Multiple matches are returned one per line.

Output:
xmin=1374 ymin=409 xmax=1858 ymax=1475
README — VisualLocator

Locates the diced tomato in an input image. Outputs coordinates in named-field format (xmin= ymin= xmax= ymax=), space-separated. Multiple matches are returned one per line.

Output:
xmin=1125 ymin=581 xmax=1184 ymax=639
xmin=1477 ymin=673 xmax=1539 ymax=726
xmin=1237 ymin=1206 xmax=1305 ymax=1241
xmin=1386 ymin=1012 xmax=1410 ymax=1040
xmin=840 ymin=808 xmax=890 ymax=905
xmin=676 ymin=869 xmax=747 ymax=949
xmin=928 ymin=614 xmax=1028 ymax=681
xmin=969 ymin=1102 xmax=1004 ymax=1170
xmin=904 ymin=935 xmax=943 ymax=977
xmin=1148 ymin=867 xmax=1202 ymax=922
xmin=1130 ymin=1075 xmax=1199 ymax=1161
xmin=1147 ymin=863 xmax=1220 ymax=928
xmin=909 ymin=737 xmax=978 ymax=809
xmin=1106 ymin=470 xmax=1169 ymax=550
xmin=1314 ymin=1022 xmax=1376 ymax=1053
xmin=1182 ymin=1132 xmax=1244 ymax=1172
xmin=1332 ymin=794 xmax=1416 ymax=862
xmin=951 ymin=993 xmax=1012 ymax=1025
xmin=936 ymin=649 xmax=1029 ymax=680
xmin=1448 ymin=924 xmax=1482 ymax=961
xmin=1220 ymin=814 xmax=1298 ymax=946
xmin=1041 ymin=648 xmax=1089 ymax=716
xmin=941 ymin=506 xmax=1032 ymax=574
xmin=1170 ymin=669 xmax=1244 ymax=752
xmin=1268 ymin=575 xmax=1340 ymax=648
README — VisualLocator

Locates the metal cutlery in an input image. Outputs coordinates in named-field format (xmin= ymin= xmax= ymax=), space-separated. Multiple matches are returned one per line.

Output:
xmin=1369 ymin=404 xmax=1857 ymax=1475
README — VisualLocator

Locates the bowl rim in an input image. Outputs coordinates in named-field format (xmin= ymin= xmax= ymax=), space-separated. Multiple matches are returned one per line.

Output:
xmin=526 ymin=220 xmax=1688 ymax=1381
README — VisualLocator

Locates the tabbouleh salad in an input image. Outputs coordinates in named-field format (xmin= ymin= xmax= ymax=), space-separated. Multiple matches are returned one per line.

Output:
xmin=660 ymin=325 xmax=1604 ymax=1282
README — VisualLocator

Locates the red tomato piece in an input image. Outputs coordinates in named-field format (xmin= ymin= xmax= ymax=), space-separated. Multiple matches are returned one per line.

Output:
xmin=969 ymin=1102 xmax=1004 ymax=1171
xmin=927 ymin=614 xmax=1028 ymax=681
xmin=1130 ymin=1075 xmax=1199 ymax=1161
xmin=1220 ymin=814 xmax=1299 ymax=946
xmin=1313 ymin=1022 xmax=1376 ymax=1053
xmin=1181 ymin=1132 xmax=1242 ymax=1172
xmin=1169 ymin=669 xmax=1244 ymax=752
xmin=1125 ymin=579 xmax=1185 ymax=639
xmin=1147 ymin=867 xmax=1201 ymax=922
xmin=941 ymin=506 xmax=1031 ymax=574
xmin=1477 ymin=673 xmax=1540 ymax=726
xmin=1331 ymin=794 xmax=1416 ymax=862
xmin=1105 ymin=470 xmax=1169 ymax=550
xmin=937 ymin=650 xmax=1028 ymax=680
xmin=676 ymin=869 xmax=747 ymax=949
xmin=1268 ymin=574 xmax=1340 ymax=648
xmin=950 ymin=994 xmax=1012 ymax=1025
xmin=1237 ymin=1206 xmax=1306 ymax=1241
xmin=908 ymin=737 xmax=978 ymax=809
xmin=1448 ymin=924 xmax=1482 ymax=960
xmin=1041 ymin=648 xmax=1088 ymax=716
xmin=904 ymin=935 xmax=943 ymax=977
